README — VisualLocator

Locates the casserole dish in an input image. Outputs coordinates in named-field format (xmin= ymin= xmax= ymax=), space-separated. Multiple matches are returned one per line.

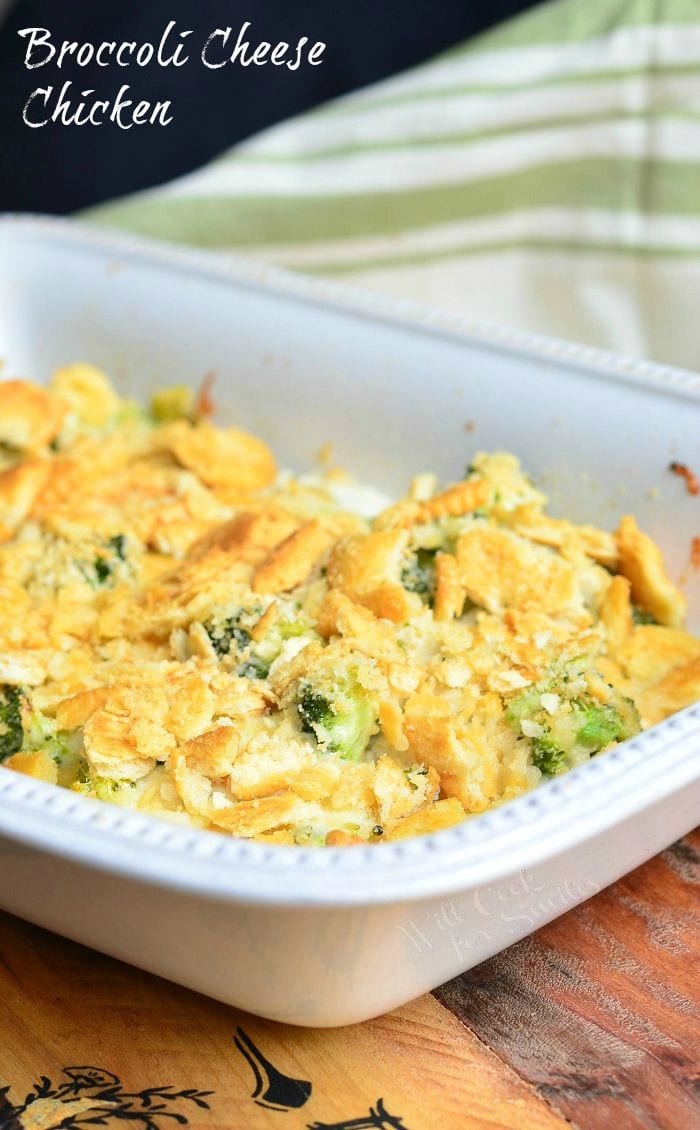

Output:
xmin=0 ymin=214 xmax=698 ymax=1027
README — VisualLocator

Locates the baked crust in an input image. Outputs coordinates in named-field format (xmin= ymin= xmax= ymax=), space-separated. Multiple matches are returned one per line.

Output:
xmin=0 ymin=373 xmax=696 ymax=845
xmin=0 ymin=381 xmax=66 ymax=451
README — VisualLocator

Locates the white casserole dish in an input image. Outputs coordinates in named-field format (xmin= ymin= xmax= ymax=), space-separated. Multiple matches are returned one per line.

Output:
xmin=0 ymin=215 xmax=698 ymax=1027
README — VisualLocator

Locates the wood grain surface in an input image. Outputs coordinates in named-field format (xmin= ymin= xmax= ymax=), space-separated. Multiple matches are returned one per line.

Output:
xmin=435 ymin=831 xmax=700 ymax=1130
xmin=0 ymin=834 xmax=697 ymax=1130
xmin=0 ymin=913 xmax=564 ymax=1130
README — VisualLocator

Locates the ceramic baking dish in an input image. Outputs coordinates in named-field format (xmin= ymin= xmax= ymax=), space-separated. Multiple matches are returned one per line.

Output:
xmin=0 ymin=215 xmax=698 ymax=1027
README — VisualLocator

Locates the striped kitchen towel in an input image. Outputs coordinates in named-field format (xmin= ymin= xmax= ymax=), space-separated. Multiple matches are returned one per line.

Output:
xmin=85 ymin=0 xmax=700 ymax=370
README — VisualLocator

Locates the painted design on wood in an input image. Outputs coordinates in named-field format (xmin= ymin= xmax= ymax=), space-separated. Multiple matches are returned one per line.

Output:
xmin=306 ymin=1098 xmax=407 ymax=1129
xmin=233 ymin=1026 xmax=312 ymax=1111
xmin=0 ymin=1065 xmax=212 ymax=1128
xmin=0 ymin=1041 xmax=408 ymax=1129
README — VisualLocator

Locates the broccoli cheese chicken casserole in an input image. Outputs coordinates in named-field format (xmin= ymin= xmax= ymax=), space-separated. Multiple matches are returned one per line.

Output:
xmin=0 ymin=366 xmax=698 ymax=846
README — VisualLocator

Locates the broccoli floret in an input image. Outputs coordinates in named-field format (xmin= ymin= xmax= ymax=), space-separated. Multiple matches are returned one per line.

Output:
xmin=297 ymin=679 xmax=376 ymax=761
xmin=404 ymin=765 xmax=429 ymax=791
xmin=21 ymin=703 xmax=78 ymax=768
xmin=292 ymin=826 xmax=327 ymax=847
xmin=94 ymin=778 xmax=121 ymax=800
xmin=94 ymin=558 xmax=111 ymax=584
xmin=277 ymin=615 xmax=312 ymax=641
xmin=92 ymin=535 xmax=128 ymax=586
xmin=109 ymin=534 xmax=126 ymax=560
xmin=205 ymin=602 xmax=316 ymax=673
xmin=401 ymin=548 xmax=437 ymax=602
xmin=2 ymin=693 xmax=83 ymax=782
xmin=253 ymin=607 xmax=316 ymax=665
xmin=298 ymin=687 xmax=334 ymax=732
xmin=116 ymin=400 xmax=148 ymax=426
xmin=73 ymin=766 xmax=135 ymax=802
xmin=505 ymin=685 xmax=546 ymax=730
xmin=238 ymin=658 xmax=270 ymax=681
xmin=0 ymin=440 xmax=20 ymax=469
xmin=0 ymin=685 xmax=24 ymax=761
xmin=632 ymin=604 xmax=657 ymax=625
xmin=573 ymin=701 xmax=634 ymax=751
xmin=248 ymin=610 xmax=316 ymax=668
xmin=506 ymin=667 xmax=641 ymax=776
xmin=531 ymin=736 xmax=567 ymax=776
xmin=204 ymin=613 xmax=251 ymax=658
xmin=150 ymin=385 xmax=194 ymax=423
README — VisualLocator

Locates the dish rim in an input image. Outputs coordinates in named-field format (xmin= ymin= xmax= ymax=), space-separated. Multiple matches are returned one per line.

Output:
xmin=0 ymin=212 xmax=698 ymax=909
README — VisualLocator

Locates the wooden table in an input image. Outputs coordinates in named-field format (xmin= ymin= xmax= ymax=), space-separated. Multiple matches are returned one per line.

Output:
xmin=0 ymin=831 xmax=698 ymax=1130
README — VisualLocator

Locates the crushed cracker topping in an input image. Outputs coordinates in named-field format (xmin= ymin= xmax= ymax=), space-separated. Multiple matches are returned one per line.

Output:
xmin=0 ymin=366 xmax=697 ymax=846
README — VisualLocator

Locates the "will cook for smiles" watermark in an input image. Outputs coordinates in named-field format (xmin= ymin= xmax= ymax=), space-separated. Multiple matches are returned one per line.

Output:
xmin=398 ymin=868 xmax=601 ymax=959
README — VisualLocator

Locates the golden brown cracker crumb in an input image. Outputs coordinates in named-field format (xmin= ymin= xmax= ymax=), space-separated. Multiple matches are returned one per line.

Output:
xmin=616 ymin=514 xmax=687 ymax=628
xmin=0 ymin=380 xmax=66 ymax=451
xmin=0 ymin=368 xmax=696 ymax=847
xmin=325 ymin=829 xmax=365 ymax=846
xmin=434 ymin=552 xmax=465 ymax=622
xmin=253 ymin=520 xmax=332 ymax=594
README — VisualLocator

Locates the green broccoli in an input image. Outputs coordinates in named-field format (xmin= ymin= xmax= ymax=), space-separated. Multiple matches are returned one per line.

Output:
xmin=404 ymin=765 xmax=429 ymax=791
xmin=632 ymin=604 xmax=657 ymax=625
xmin=149 ymin=385 xmax=194 ymax=423
xmin=20 ymin=702 xmax=83 ymax=781
xmin=0 ymin=690 xmax=85 ymax=783
xmin=298 ymin=687 xmax=333 ymax=731
xmin=530 ymin=736 xmax=567 ymax=776
xmin=93 ymin=778 xmax=121 ymax=800
xmin=95 ymin=560 xmax=109 ymax=584
xmin=244 ymin=604 xmax=319 ymax=674
xmin=204 ymin=612 xmax=252 ymax=658
xmin=73 ymin=765 xmax=136 ymax=802
xmin=505 ymin=685 xmax=545 ymax=730
xmin=92 ymin=534 xmax=128 ymax=586
xmin=0 ymin=441 xmax=20 ymax=468
xmin=116 ymin=400 xmax=148 ymax=426
xmin=238 ymin=658 xmax=271 ymax=681
xmin=0 ymin=685 xmax=24 ymax=761
xmin=205 ymin=602 xmax=317 ymax=676
xmin=573 ymin=700 xmax=635 ymax=751
xmin=110 ymin=534 xmax=126 ymax=560
xmin=292 ymin=826 xmax=327 ymax=847
xmin=297 ymin=678 xmax=376 ymax=761
xmin=254 ymin=606 xmax=315 ymax=659
xmin=506 ymin=667 xmax=641 ymax=776
xmin=401 ymin=548 xmax=437 ymax=603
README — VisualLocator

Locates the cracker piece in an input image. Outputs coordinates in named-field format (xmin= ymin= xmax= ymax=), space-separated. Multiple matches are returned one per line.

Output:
xmin=326 ymin=529 xmax=421 ymax=623
xmin=616 ymin=515 xmax=686 ymax=628
xmin=51 ymin=364 xmax=121 ymax=427
xmin=0 ymin=381 xmax=65 ymax=450
xmin=508 ymin=504 xmax=618 ymax=568
xmin=434 ymin=552 xmax=466 ymax=622
xmin=385 ymin=797 xmax=466 ymax=841
xmin=253 ymin=520 xmax=332 ymax=594
xmin=158 ymin=419 xmax=276 ymax=492
xmin=640 ymin=656 xmax=700 ymax=725
xmin=0 ymin=460 xmax=50 ymax=542
xmin=600 ymin=574 xmax=634 ymax=652
xmin=457 ymin=526 xmax=578 ymax=615
xmin=4 ymin=749 xmax=58 ymax=784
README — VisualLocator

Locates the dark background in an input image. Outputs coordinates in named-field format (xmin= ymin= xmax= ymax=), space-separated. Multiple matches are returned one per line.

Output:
xmin=0 ymin=1 xmax=540 ymax=215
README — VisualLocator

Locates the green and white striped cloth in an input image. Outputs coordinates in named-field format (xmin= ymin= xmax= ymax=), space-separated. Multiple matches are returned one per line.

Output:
xmin=87 ymin=0 xmax=700 ymax=370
